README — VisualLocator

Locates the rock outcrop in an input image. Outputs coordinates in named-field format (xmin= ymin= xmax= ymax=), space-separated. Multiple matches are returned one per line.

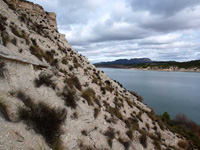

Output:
xmin=0 ymin=0 xmax=188 ymax=150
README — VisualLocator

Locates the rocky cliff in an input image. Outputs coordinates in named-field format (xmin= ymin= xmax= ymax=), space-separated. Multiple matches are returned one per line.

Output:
xmin=0 ymin=0 xmax=188 ymax=150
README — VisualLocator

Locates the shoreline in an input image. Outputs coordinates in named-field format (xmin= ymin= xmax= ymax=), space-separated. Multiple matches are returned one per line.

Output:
xmin=131 ymin=68 xmax=200 ymax=73
xmin=97 ymin=66 xmax=200 ymax=73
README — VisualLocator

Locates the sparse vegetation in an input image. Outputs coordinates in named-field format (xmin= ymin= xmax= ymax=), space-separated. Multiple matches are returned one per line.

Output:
xmin=82 ymin=88 xmax=95 ymax=106
xmin=17 ymin=100 xmax=67 ymax=148
xmin=164 ymin=113 xmax=200 ymax=148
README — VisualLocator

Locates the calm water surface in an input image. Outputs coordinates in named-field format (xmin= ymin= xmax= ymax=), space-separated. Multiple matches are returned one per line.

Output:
xmin=99 ymin=68 xmax=200 ymax=124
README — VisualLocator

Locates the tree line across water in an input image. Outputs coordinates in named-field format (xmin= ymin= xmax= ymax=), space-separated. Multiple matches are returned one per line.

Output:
xmin=133 ymin=60 xmax=200 ymax=69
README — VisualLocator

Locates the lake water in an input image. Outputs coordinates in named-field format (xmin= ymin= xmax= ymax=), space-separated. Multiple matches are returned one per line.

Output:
xmin=99 ymin=68 xmax=200 ymax=124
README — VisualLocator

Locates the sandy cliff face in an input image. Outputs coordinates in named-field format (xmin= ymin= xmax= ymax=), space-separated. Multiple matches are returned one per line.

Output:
xmin=0 ymin=0 xmax=185 ymax=150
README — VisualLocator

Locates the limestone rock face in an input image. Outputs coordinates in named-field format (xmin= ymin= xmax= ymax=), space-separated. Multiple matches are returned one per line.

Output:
xmin=0 ymin=0 xmax=184 ymax=150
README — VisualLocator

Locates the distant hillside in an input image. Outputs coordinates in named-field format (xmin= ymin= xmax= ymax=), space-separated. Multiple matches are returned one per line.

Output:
xmin=95 ymin=58 xmax=152 ymax=67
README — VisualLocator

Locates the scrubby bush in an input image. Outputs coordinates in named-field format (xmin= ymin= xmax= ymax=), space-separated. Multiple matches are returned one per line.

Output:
xmin=3 ymin=0 xmax=16 ymax=11
xmin=0 ymin=14 xmax=7 ymax=31
xmin=11 ymin=37 xmax=17 ymax=46
xmin=17 ymin=100 xmax=67 ymax=147
xmin=16 ymin=90 xmax=34 ymax=107
xmin=0 ymin=61 xmax=6 ymax=79
xmin=178 ymin=140 xmax=188 ymax=149
xmin=0 ymin=97 xmax=10 ymax=121
xmin=81 ymin=130 xmax=88 ymax=136
xmin=94 ymin=107 xmax=100 ymax=118
xmin=118 ymin=138 xmax=130 ymax=150
xmin=61 ymin=57 xmax=68 ymax=65
xmin=30 ymin=45 xmax=44 ymax=61
xmin=62 ymin=87 xmax=77 ymax=109
xmin=139 ymin=131 xmax=147 ymax=148
xmin=107 ymin=106 xmax=123 ymax=120
xmin=130 ymin=91 xmax=143 ymax=102
xmin=65 ymin=75 xmax=82 ymax=91
xmin=100 ymin=87 xmax=106 ymax=94
xmin=1 ymin=31 xmax=10 ymax=46
xmin=82 ymin=88 xmax=95 ymax=106
xmin=10 ymin=25 xmax=21 ymax=37
xmin=34 ymin=73 xmax=55 ymax=89
xmin=126 ymin=130 xmax=133 ymax=140
xmin=104 ymin=127 xmax=115 ymax=148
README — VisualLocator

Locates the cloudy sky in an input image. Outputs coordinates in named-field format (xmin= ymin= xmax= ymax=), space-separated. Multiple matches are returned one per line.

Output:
xmin=29 ymin=0 xmax=200 ymax=63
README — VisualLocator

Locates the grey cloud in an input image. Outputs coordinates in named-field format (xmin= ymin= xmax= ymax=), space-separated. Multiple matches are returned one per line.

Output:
xmin=29 ymin=0 xmax=200 ymax=62
xmin=127 ymin=0 xmax=200 ymax=16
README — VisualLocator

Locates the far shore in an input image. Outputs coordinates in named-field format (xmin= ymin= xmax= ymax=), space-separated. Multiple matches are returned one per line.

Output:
xmin=131 ymin=68 xmax=200 ymax=73
xmin=97 ymin=66 xmax=200 ymax=73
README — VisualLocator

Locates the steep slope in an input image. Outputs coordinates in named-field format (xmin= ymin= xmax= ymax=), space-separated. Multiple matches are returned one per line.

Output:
xmin=0 ymin=0 xmax=188 ymax=150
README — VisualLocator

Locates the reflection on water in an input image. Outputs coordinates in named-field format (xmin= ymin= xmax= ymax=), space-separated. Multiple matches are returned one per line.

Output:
xmin=100 ymin=68 xmax=200 ymax=124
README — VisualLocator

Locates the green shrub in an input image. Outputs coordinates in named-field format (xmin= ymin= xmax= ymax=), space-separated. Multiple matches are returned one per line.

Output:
xmin=139 ymin=131 xmax=147 ymax=148
xmin=162 ymin=112 xmax=170 ymax=124
xmin=17 ymin=101 xmax=67 ymax=147
xmin=65 ymin=75 xmax=82 ymax=91
xmin=94 ymin=107 xmax=100 ymax=118
xmin=82 ymin=88 xmax=95 ymax=106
